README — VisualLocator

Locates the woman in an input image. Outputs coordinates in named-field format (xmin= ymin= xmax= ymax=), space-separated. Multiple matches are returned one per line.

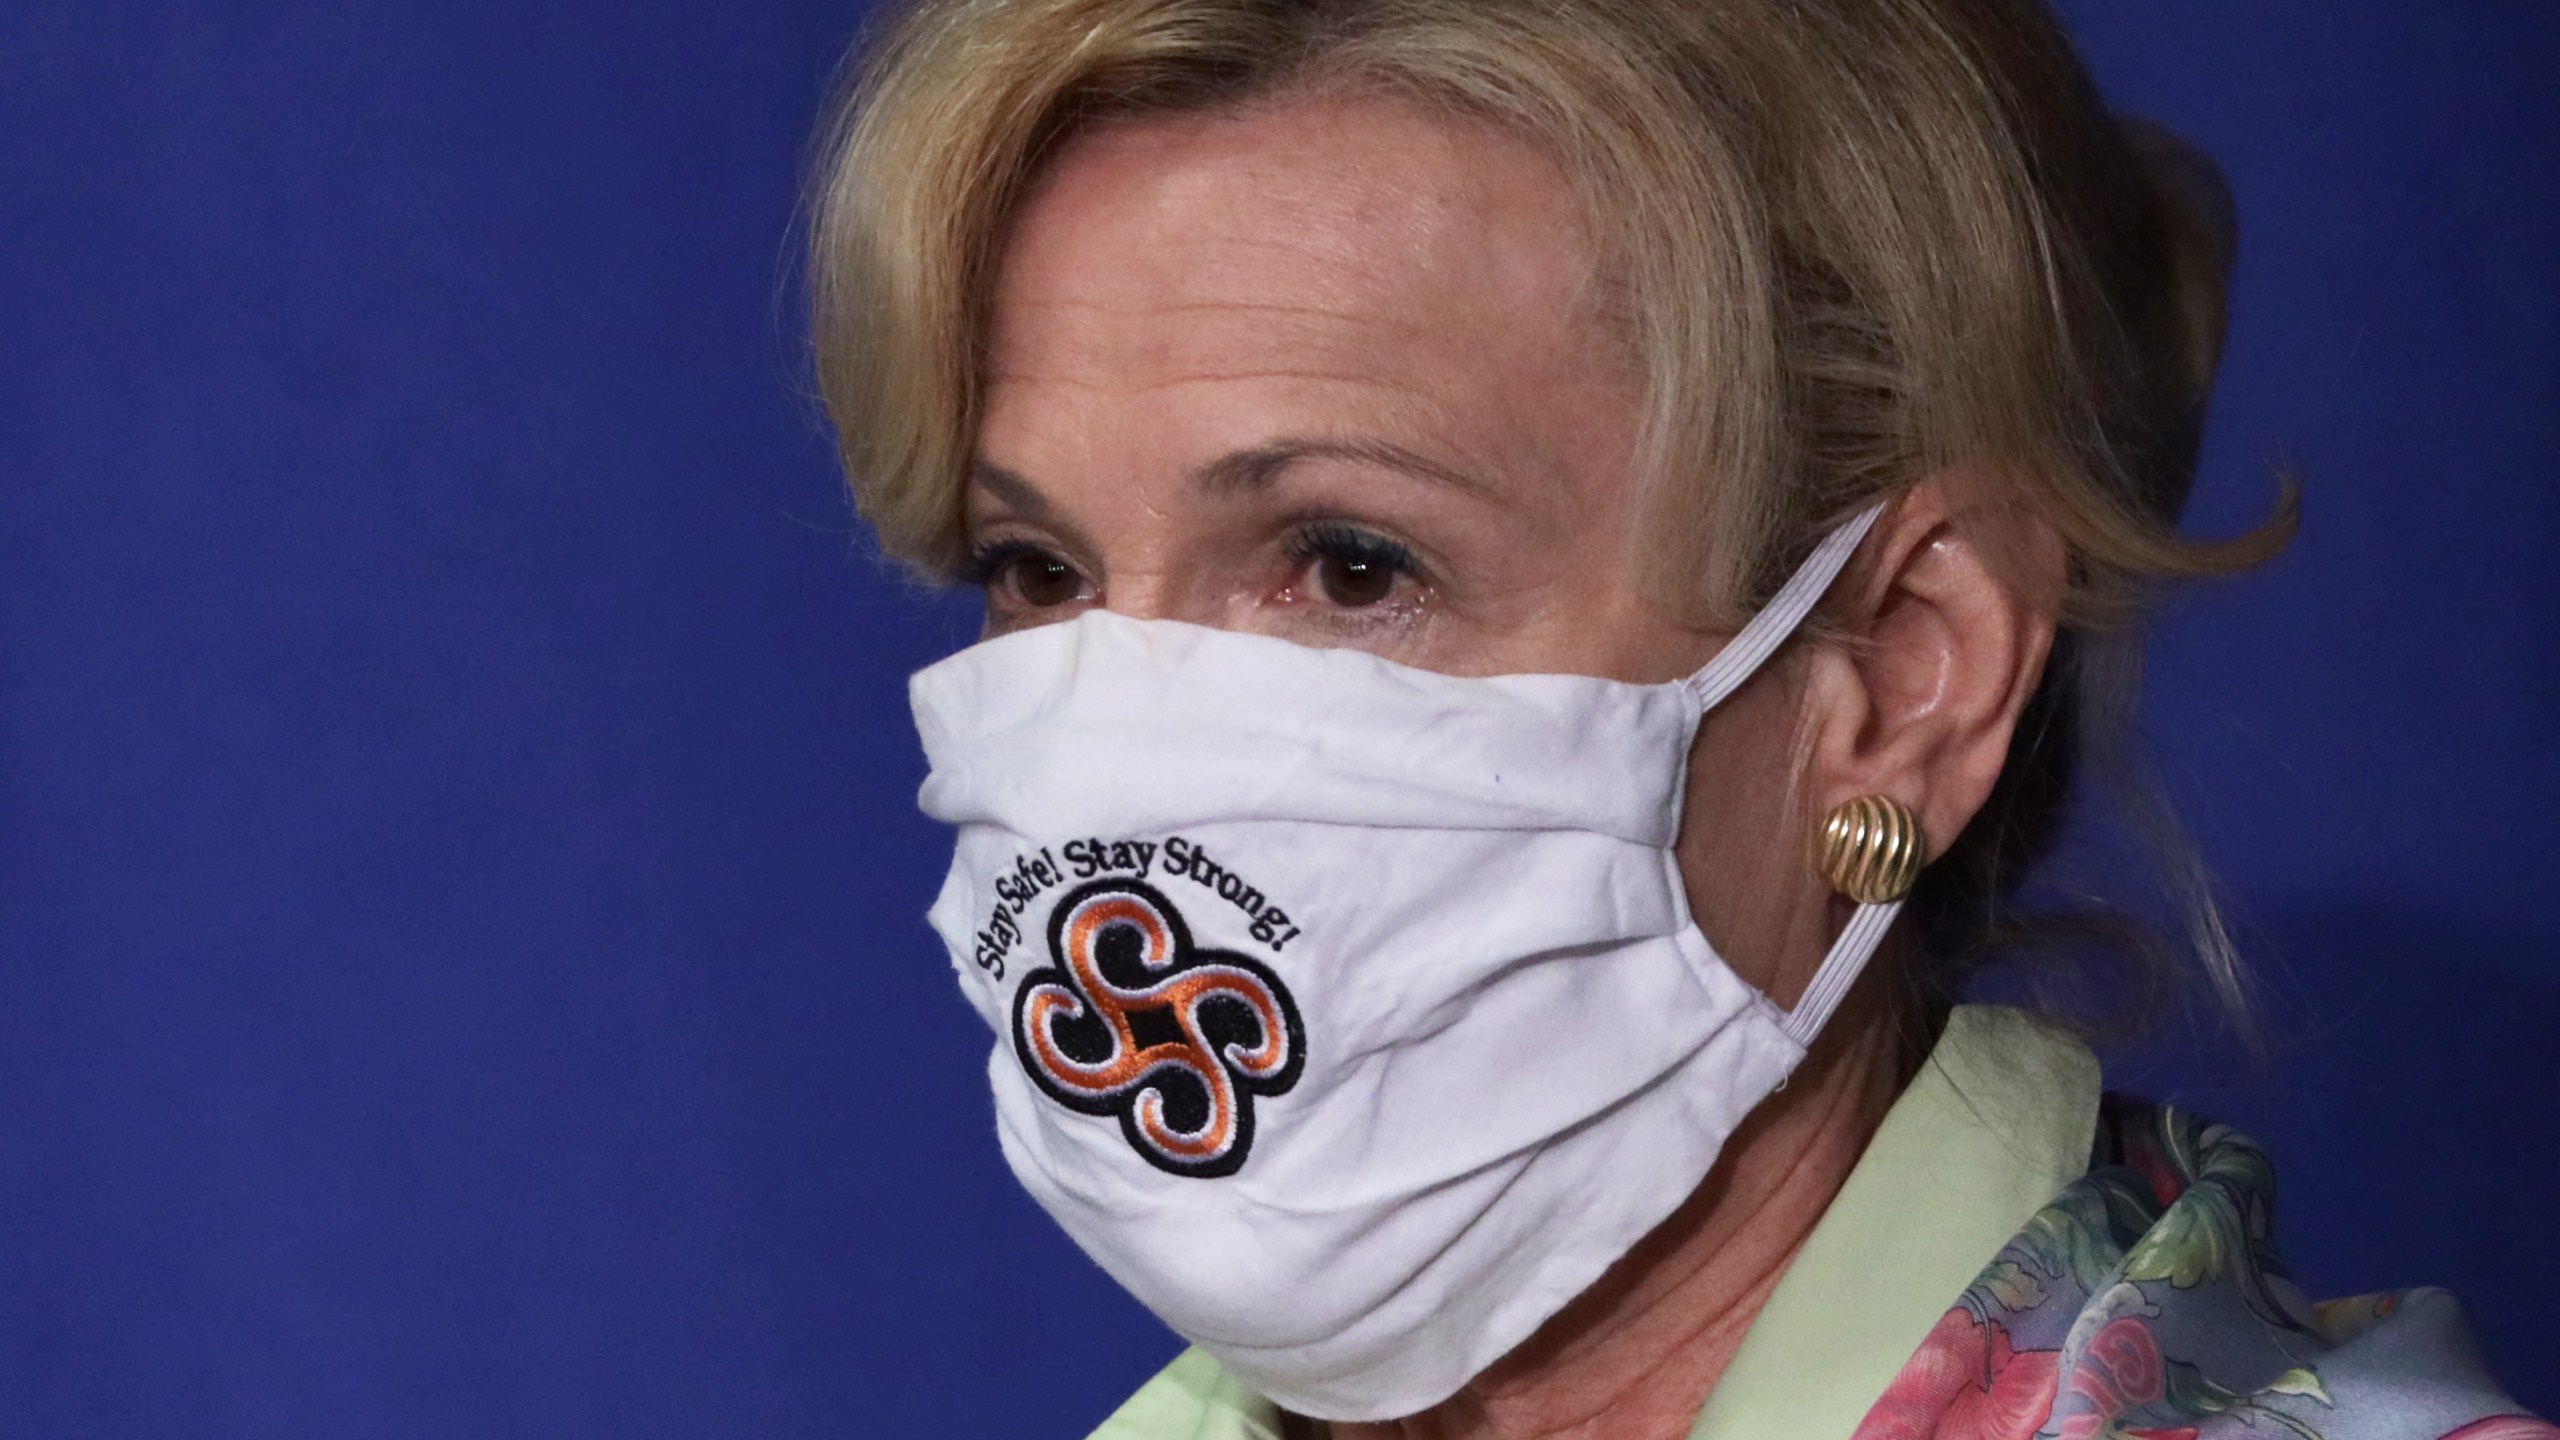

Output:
xmin=807 ymin=1 xmax=2553 ymax=1436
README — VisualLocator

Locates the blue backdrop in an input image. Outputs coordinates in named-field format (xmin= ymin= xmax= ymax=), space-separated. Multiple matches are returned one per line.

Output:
xmin=2 ymin=2 xmax=2552 ymax=1434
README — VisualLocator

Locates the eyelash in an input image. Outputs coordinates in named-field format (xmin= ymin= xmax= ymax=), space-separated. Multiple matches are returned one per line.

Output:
xmin=963 ymin=538 xmax=1061 ymax=589
xmin=960 ymin=524 xmax=1425 ymax=598
xmin=1282 ymin=522 xmax=1422 ymax=584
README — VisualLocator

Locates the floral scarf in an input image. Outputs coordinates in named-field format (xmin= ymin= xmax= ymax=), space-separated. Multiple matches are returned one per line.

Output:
xmin=1850 ymin=1098 xmax=2551 ymax=1440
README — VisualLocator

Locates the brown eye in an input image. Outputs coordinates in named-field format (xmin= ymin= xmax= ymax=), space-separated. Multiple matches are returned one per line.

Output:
xmin=1290 ymin=523 xmax=1418 ymax=610
xmin=1316 ymin=552 xmax=1396 ymax=608
xmin=1012 ymin=555 xmax=1083 ymax=608
xmin=967 ymin=541 xmax=1086 ymax=610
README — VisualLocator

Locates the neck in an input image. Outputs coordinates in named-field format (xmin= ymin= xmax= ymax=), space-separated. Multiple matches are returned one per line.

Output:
xmin=1320 ymin=981 xmax=1916 ymax=1440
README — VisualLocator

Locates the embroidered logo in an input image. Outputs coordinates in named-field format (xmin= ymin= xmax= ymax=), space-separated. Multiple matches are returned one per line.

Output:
xmin=1011 ymin=879 xmax=1305 ymax=1178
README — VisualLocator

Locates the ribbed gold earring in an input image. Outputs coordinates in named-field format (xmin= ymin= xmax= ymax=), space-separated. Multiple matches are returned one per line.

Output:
xmin=1817 ymin=795 xmax=1928 ymax=905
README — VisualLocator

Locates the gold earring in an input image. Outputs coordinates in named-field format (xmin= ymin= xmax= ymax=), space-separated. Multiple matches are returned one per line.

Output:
xmin=1818 ymin=795 xmax=1927 ymax=905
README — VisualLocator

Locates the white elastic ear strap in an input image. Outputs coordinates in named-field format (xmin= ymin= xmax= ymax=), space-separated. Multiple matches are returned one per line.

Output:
xmin=1780 ymin=899 xmax=1899 ymax=1046
xmin=1675 ymin=503 xmax=1900 ymax=1049
xmin=1681 ymin=503 xmax=1885 ymax=712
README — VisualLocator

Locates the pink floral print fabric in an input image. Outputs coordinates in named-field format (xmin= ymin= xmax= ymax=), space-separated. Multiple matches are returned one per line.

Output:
xmin=1850 ymin=1098 xmax=2551 ymax=1440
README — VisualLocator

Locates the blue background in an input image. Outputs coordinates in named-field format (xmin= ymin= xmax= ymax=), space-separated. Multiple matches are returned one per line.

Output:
xmin=2 ymin=1 xmax=2552 ymax=1434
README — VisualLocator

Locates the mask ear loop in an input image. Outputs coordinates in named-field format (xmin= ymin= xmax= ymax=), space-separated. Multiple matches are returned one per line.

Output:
xmin=1676 ymin=503 xmax=1899 ymax=1049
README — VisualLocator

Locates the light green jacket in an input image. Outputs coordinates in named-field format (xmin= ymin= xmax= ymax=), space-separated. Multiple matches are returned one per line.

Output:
xmin=1084 ymin=1006 xmax=2099 ymax=1440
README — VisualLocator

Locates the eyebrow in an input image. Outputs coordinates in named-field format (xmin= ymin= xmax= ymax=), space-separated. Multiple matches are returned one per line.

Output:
xmin=967 ymin=459 xmax=1053 ymax=517
xmin=963 ymin=435 xmax=1489 ymax=526
xmin=1190 ymin=437 xmax=1489 ymax=498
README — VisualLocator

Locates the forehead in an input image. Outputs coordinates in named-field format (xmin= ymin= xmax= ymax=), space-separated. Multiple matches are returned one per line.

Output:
xmin=985 ymin=92 xmax=1617 ymax=398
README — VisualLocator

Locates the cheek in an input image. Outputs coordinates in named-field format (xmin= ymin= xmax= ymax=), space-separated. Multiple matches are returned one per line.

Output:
xmin=1459 ymin=405 xmax=1652 ymax=628
xmin=1673 ymin=671 xmax=1818 ymax=964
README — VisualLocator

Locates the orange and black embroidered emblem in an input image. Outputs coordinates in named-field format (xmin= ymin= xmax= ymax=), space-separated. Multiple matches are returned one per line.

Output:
xmin=1011 ymin=879 xmax=1304 ymax=1178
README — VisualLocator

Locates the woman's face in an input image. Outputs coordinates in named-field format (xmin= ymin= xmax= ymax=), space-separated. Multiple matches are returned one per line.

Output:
xmin=962 ymin=90 xmax=2022 ymax=1005
xmin=969 ymin=92 xmax=1722 ymax=688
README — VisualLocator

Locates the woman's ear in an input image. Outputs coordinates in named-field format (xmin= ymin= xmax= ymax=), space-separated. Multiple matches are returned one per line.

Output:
xmin=1798 ymin=482 xmax=2065 ymax=862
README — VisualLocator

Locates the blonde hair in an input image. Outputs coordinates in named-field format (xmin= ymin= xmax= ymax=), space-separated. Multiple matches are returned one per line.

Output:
xmin=807 ymin=0 xmax=2294 ymax=1029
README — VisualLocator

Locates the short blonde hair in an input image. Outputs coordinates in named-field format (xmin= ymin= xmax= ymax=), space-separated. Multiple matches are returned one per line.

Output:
xmin=807 ymin=0 xmax=2292 ymax=1024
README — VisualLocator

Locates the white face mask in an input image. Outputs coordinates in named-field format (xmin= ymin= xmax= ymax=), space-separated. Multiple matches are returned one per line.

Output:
xmin=909 ymin=507 xmax=1897 ymax=1421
